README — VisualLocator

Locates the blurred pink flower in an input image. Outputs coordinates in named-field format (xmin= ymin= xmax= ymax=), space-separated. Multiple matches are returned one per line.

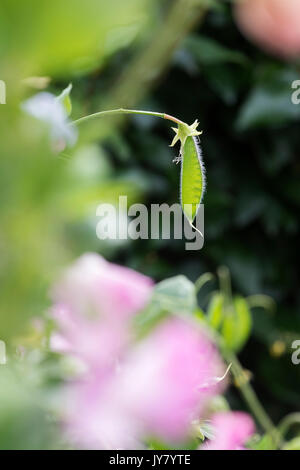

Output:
xmin=203 ymin=411 xmax=255 ymax=450
xmin=65 ymin=317 xmax=226 ymax=448
xmin=65 ymin=377 xmax=143 ymax=450
xmin=50 ymin=253 xmax=153 ymax=369
xmin=118 ymin=318 xmax=227 ymax=443
xmin=235 ymin=0 xmax=300 ymax=58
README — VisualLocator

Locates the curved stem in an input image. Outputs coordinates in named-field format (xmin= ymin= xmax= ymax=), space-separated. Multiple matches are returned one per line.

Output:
xmin=195 ymin=272 xmax=215 ymax=293
xmin=72 ymin=108 xmax=184 ymax=127
xmin=278 ymin=413 xmax=300 ymax=438
xmin=246 ymin=295 xmax=276 ymax=313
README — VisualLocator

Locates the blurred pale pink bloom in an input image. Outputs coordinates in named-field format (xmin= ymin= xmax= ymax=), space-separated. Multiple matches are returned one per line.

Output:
xmin=65 ymin=317 xmax=226 ymax=448
xmin=50 ymin=253 xmax=153 ymax=369
xmin=117 ymin=318 xmax=226 ymax=443
xmin=235 ymin=0 xmax=300 ymax=58
xmin=65 ymin=378 xmax=143 ymax=450
xmin=203 ymin=411 xmax=255 ymax=450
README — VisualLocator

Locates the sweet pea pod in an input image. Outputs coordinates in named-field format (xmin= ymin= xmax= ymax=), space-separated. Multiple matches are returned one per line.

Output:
xmin=181 ymin=135 xmax=205 ymax=223
xmin=170 ymin=119 xmax=205 ymax=224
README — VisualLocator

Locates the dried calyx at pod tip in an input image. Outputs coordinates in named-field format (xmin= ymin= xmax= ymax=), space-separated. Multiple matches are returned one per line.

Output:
xmin=170 ymin=119 xmax=202 ymax=151
xmin=170 ymin=120 xmax=206 ymax=226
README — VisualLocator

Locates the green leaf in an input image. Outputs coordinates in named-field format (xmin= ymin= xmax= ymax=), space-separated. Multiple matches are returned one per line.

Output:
xmin=181 ymin=136 xmax=205 ymax=223
xmin=207 ymin=293 xmax=224 ymax=329
xmin=233 ymin=296 xmax=252 ymax=351
xmin=283 ymin=437 xmax=300 ymax=450
xmin=153 ymin=275 xmax=197 ymax=313
xmin=237 ymin=86 xmax=300 ymax=130
xmin=194 ymin=307 xmax=205 ymax=322
xmin=248 ymin=434 xmax=277 ymax=450
xmin=133 ymin=303 xmax=168 ymax=339
xmin=134 ymin=275 xmax=197 ymax=338
xmin=236 ymin=67 xmax=300 ymax=130
xmin=222 ymin=310 xmax=236 ymax=350
xmin=183 ymin=35 xmax=248 ymax=66
xmin=222 ymin=296 xmax=252 ymax=353
xmin=56 ymin=83 xmax=73 ymax=116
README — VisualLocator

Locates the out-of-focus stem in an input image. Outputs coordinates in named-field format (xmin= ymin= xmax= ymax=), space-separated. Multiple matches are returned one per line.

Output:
xmin=217 ymin=266 xmax=232 ymax=310
xmin=104 ymin=0 xmax=208 ymax=109
xmin=215 ymin=267 xmax=280 ymax=445
xmin=80 ymin=0 xmax=209 ymax=142
xmin=221 ymin=345 xmax=281 ymax=448
xmin=184 ymin=311 xmax=281 ymax=448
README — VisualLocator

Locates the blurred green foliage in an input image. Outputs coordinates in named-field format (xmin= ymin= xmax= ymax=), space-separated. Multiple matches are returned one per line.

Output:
xmin=0 ymin=0 xmax=156 ymax=340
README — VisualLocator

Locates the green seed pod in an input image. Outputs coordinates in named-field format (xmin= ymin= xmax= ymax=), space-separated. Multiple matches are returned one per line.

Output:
xmin=170 ymin=120 xmax=205 ymax=224
xmin=181 ymin=135 xmax=205 ymax=223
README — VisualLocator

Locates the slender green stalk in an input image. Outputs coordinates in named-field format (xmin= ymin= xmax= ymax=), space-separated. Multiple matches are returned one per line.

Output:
xmin=217 ymin=266 xmax=233 ymax=313
xmin=73 ymin=108 xmax=184 ymax=127
xmin=221 ymin=345 xmax=281 ymax=447
xmin=189 ymin=311 xmax=280 ymax=447
xmin=213 ymin=267 xmax=281 ymax=445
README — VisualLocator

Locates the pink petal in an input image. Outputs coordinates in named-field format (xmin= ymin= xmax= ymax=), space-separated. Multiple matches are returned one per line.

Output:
xmin=50 ymin=254 xmax=153 ymax=368
xmin=203 ymin=411 xmax=255 ymax=450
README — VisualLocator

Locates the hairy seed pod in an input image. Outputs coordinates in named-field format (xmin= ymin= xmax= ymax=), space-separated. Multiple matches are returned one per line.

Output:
xmin=181 ymin=135 xmax=205 ymax=223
